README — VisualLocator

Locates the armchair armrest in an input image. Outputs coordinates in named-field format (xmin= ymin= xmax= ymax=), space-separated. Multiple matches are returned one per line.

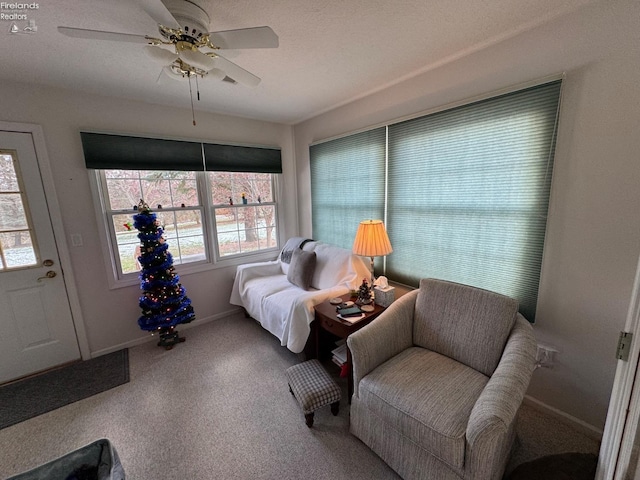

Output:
xmin=348 ymin=290 xmax=418 ymax=397
xmin=465 ymin=314 xmax=537 ymax=478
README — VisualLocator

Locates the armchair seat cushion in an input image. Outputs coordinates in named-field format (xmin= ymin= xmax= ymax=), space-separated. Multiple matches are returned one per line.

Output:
xmin=359 ymin=347 xmax=489 ymax=469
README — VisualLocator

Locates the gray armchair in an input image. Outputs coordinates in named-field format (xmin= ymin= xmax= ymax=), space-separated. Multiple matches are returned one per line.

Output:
xmin=348 ymin=278 xmax=537 ymax=480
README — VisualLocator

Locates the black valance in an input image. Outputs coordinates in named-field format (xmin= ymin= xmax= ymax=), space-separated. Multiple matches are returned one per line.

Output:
xmin=203 ymin=143 xmax=282 ymax=173
xmin=81 ymin=133 xmax=204 ymax=171
xmin=81 ymin=132 xmax=282 ymax=173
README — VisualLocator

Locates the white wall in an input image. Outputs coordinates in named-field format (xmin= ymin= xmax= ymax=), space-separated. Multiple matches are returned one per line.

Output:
xmin=293 ymin=0 xmax=640 ymax=429
xmin=0 ymin=82 xmax=297 ymax=355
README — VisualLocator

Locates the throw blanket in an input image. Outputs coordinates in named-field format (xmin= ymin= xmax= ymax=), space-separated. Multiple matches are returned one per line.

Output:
xmin=280 ymin=237 xmax=313 ymax=264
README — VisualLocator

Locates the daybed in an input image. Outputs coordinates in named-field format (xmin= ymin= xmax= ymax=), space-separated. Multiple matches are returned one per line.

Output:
xmin=230 ymin=238 xmax=370 ymax=353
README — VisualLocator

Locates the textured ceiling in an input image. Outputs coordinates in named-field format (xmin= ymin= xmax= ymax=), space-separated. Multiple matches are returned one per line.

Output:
xmin=1 ymin=0 xmax=596 ymax=124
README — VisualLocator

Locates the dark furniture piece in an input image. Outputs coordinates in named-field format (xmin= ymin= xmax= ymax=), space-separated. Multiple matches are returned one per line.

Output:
xmin=7 ymin=438 xmax=125 ymax=480
xmin=312 ymin=294 xmax=385 ymax=401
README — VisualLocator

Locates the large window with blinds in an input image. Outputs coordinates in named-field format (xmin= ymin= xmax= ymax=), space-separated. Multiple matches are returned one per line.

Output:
xmin=84 ymin=133 xmax=282 ymax=284
xmin=309 ymin=80 xmax=562 ymax=320
xmin=310 ymin=128 xmax=386 ymax=250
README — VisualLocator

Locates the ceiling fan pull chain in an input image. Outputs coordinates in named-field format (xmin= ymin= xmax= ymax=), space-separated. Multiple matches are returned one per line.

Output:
xmin=196 ymin=75 xmax=200 ymax=101
xmin=188 ymin=75 xmax=196 ymax=126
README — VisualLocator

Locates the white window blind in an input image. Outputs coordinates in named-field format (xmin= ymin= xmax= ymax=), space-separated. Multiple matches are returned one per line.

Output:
xmin=386 ymin=80 xmax=561 ymax=320
xmin=309 ymin=80 xmax=562 ymax=320
xmin=310 ymin=127 xmax=386 ymax=250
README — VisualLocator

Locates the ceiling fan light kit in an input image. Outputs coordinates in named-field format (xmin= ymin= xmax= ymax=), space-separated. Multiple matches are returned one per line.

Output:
xmin=58 ymin=0 xmax=278 ymax=125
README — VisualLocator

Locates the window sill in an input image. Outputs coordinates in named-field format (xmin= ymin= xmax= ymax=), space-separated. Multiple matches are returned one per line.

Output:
xmin=107 ymin=249 xmax=280 ymax=290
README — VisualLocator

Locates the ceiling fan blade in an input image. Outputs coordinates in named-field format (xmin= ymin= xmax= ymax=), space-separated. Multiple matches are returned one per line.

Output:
xmin=137 ymin=0 xmax=180 ymax=28
xmin=58 ymin=26 xmax=149 ymax=43
xmin=206 ymin=68 xmax=226 ymax=81
xmin=213 ymin=54 xmax=261 ymax=87
xmin=208 ymin=26 xmax=279 ymax=49
xmin=145 ymin=45 xmax=179 ymax=65
xmin=180 ymin=49 xmax=217 ymax=71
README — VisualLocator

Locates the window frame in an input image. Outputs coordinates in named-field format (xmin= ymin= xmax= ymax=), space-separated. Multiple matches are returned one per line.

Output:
xmin=90 ymin=169 xmax=281 ymax=289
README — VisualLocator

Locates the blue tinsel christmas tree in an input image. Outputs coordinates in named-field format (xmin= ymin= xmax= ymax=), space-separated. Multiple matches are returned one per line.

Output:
xmin=133 ymin=199 xmax=195 ymax=349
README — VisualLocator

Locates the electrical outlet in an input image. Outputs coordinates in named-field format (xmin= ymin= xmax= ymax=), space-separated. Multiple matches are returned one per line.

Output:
xmin=536 ymin=344 xmax=558 ymax=368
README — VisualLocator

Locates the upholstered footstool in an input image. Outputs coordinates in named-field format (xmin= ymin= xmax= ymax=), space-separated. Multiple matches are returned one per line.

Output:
xmin=286 ymin=359 xmax=341 ymax=427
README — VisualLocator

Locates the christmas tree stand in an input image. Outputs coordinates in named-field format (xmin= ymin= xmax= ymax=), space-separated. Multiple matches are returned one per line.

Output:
xmin=157 ymin=326 xmax=186 ymax=350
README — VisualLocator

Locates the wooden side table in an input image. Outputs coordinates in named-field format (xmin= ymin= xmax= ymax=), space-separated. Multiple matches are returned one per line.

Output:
xmin=312 ymin=294 xmax=385 ymax=401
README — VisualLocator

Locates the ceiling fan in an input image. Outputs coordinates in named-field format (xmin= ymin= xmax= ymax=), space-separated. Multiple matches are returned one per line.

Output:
xmin=58 ymin=0 xmax=279 ymax=88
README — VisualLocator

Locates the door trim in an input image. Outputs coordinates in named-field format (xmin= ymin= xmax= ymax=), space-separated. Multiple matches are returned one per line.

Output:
xmin=596 ymin=252 xmax=640 ymax=479
xmin=0 ymin=121 xmax=90 ymax=360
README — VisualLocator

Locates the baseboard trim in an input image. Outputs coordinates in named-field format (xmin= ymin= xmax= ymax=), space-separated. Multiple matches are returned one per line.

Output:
xmin=523 ymin=395 xmax=603 ymax=442
xmin=90 ymin=308 xmax=243 ymax=358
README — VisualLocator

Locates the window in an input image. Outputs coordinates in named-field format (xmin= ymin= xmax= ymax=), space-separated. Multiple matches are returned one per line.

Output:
xmin=310 ymin=128 xmax=386 ymax=250
xmin=310 ymin=80 xmax=562 ymax=320
xmin=96 ymin=169 xmax=278 ymax=280
xmin=0 ymin=151 xmax=37 ymax=269
xmin=83 ymin=132 xmax=282 ymax=284
xmin=209 ymin=172 xmax=278 ymax=257
xmin=103 ymin=170 xmax=204 ymax=275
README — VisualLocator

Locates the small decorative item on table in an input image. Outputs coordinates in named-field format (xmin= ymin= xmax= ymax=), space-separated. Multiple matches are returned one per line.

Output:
xmin=356 ymin=278 xmax=372 ymax=305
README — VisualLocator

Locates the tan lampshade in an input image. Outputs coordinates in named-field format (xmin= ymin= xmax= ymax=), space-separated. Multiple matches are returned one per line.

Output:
xmin=352 ymin=220 xmax=393 ymax=258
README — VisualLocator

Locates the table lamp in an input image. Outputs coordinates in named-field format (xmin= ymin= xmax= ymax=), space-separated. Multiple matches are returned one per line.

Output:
xmin=352 ymin=219 xmax=393 ymax=287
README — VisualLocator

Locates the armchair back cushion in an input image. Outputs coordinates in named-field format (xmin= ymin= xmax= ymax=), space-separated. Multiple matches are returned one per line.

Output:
xmin=414 ymin=278 xmax=518 ymax=377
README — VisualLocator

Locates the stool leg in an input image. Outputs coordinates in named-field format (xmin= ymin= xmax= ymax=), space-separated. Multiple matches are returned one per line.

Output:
xmin=305 ymin=413 xmax=314 ymax=428
xmin=330 ymin=401 xmax=340 ymax=416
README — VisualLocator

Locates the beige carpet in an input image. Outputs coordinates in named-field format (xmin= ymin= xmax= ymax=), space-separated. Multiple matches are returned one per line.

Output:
xmin=0 ymin=312 xmax=601 ymax=479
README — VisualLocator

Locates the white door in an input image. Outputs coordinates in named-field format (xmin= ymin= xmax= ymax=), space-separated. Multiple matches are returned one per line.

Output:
xmin=0 ymin=130 xmax=80 ymax=384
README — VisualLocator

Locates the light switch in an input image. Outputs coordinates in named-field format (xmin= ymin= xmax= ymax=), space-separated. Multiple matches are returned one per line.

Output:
xmin=71 ymin=234 xmax=83 ymax=247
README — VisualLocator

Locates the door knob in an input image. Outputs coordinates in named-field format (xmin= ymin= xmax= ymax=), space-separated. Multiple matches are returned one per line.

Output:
xmin=37 ymin=271 xmax=57 ymax=282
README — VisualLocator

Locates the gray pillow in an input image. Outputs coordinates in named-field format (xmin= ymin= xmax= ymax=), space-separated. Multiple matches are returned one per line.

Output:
xmin=287 ymin=249 xmax=317 ymax=290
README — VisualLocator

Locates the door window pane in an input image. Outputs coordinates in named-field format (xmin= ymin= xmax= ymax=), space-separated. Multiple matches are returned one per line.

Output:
xmin=0 ymin=152 xmax=37 ymax=270
xmin=0 ymin=232 xmax=36 ymax=268
xmin=0 ymin=193 xmax=29 ymax=230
